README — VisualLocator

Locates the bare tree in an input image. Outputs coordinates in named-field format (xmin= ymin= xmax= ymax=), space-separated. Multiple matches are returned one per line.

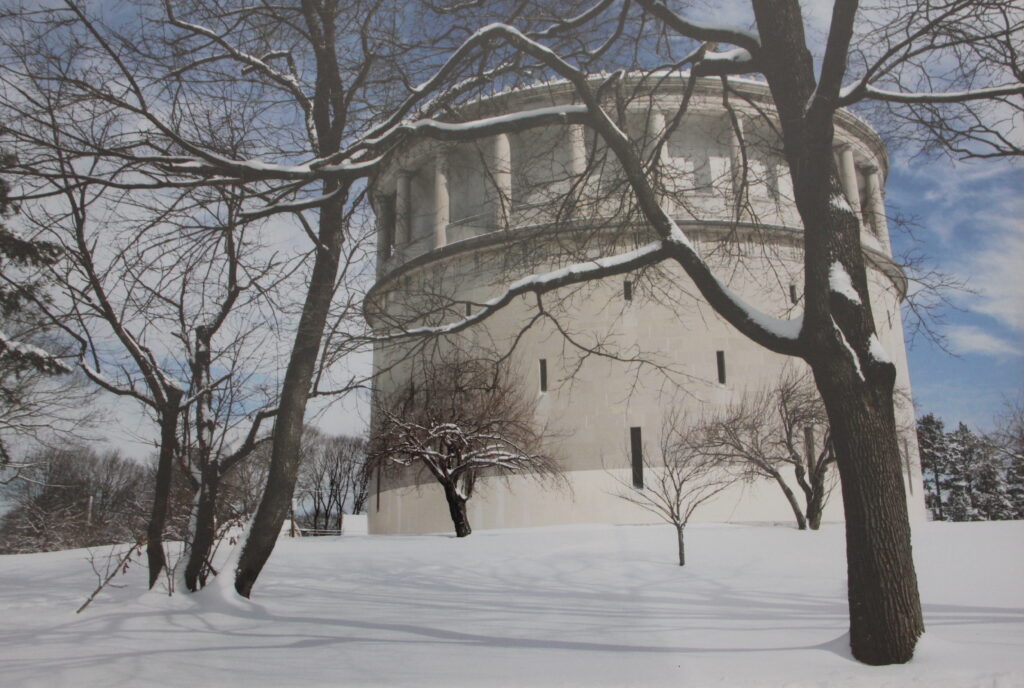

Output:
xmin=0 ymin=443 xmax=149 ymax=554
xmin=614 ymin=413 xmax=734 ymax=566
xmin=7 ymin=125 xmax=287 ymax=589
xmin=296 ymin=428 xmax=368 ymax=534
xmin=0 ymin=0 xmax=612 ymax=595
xmin=695 ymin=370 xmax=836 ymax=531
xmin=0 ymin=155 xmax=92 ymax=480
xmin=370 ymin=356 xmax=559 ymax=537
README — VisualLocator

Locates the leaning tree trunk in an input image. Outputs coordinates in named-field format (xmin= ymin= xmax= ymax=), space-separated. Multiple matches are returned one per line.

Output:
xmin=443 ymin=483 xmax=472 ymax=538
xmin=770 ymin=469 xmax=808 ymax=530
xmin=234 ymin=190 xmax=346 ymax=597
xmin=184 ymin=462 xmax=221 ymax=592
xmin=232 ymin=2 xmax=352 ymax=597
xmin=813 ymin=363 xmax=924 ymax=665
xmin=147 ymin=399 xmax=182 ymax=589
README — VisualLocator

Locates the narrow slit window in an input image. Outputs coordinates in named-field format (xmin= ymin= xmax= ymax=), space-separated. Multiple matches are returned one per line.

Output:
xmin=789 ymin=284 xmax=798 ymax=304
xmin=539 ymin=359 xmax=548 ymax=393
xmin=381 ymin=194 xmax=397 ymax=260
xmin=630 ymin=427 xmax=643 ymax=489
xmin=716 ymin=350 xmax=726 ymax=384
xmin=624 ymin=280 xmax=633 ymax=302
xmin=902 ymin=439 xmax=914 ymax=494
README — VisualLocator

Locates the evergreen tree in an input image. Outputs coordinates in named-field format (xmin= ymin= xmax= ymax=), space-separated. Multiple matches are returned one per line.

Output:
xmin=945 ymin=422 xmax=989 ymax=522
xmin=973 ymin=441 xmax=1012 ymax=521
xmin=0 ymin=157 xmax=70 ymax=469
xmin=917 ymin=414 xmax=950 ymax=521
xmin=994 ymin=397 xmax=1024 ymax=519
xmin=1005 ymin=453 xmax=1024 ymax=520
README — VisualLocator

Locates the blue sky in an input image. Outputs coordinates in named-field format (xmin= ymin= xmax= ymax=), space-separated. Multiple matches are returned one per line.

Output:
xmin=886 ymin=157 xmax=1024 ymax=431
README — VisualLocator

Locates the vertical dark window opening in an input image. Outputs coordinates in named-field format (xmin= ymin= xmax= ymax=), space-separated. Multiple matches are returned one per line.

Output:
xmin=789 ymin=284 xmax=798 ymax=304
xmin=375 ymin=460 xmax=382 ymax=512
xmin=382 ymin=194 xmax=396 ymax=260
xmin=624 ymin=280 xmax=633 ymax=301
xmin=539 ymin=359 xmax=548 ymax=393
xmin=716 ymin=350 xmax=726 ymax=384
xmin=630 ymin=427 xmax=644 ymax=489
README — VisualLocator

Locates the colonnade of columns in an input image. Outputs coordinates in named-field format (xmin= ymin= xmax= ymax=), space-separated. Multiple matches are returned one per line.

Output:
xmin=387 ymin=124 xmax=590 ymax=254
xmin=836 ymin=143 xmax=891 ymax=253
xmin=379 ymin=113 xmax=890 ymax=266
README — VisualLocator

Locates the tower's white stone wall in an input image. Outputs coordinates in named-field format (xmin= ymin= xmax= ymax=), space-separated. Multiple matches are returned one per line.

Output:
xmin=366 ymin=77 xmax=927 ymax=535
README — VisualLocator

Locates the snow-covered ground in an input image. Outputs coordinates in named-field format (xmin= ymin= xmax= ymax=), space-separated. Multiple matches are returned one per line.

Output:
xmin=0 ymin=520 xmax=1021 ymax=687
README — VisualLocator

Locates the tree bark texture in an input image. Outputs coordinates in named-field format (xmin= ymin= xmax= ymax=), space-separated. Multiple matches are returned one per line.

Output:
xmin=184 ymin=462 xmax=221 ymax=592
xmin=814 ymin=365 xmax=924 ymax=664
xmin=806 ymin=466 xmax=827 ymax=530
xmin=676 ymin=525 xmax=686 ymax=567
xmin=147 ymin=400 xmax=181 ymax=589
xmin=444 ymin=484 xmax=472 ymax=538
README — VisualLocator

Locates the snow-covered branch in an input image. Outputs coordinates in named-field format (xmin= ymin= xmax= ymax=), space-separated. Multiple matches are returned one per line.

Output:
xmin=633 ymin=0 xmax=761 ymax=54
xmin=840 ymin=82 xmax=1024 ymax=106
xmin=379 ymin=241 xmax=670 ymax=341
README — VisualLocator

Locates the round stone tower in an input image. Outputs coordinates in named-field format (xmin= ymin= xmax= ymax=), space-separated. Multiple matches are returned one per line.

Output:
xmin=365 ymin=75 xmax=926 ymax=534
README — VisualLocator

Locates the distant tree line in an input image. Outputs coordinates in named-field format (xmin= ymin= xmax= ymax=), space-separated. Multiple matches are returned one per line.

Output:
xmin=917 ymin=403 xmax=1024 ymax=522
xmin=0 ymin=426 xmax=369 ymax=555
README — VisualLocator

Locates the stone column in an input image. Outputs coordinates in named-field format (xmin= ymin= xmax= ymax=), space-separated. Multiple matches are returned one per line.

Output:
xmin=395 ymin=171 xmax=411 ymax=245
xmin=648 ymin=109 xmax=667 ymax=163
xmin=648 ymin=109 xmax=669 ymax=207
xmin=837 ymin=143 xmax=862 ymax=223
xmin=491 ymin=133 xmax=512 ymax=231
xmin=863 ymin=164 xmax=892 ymax=254
xmin=433 ymin=150 xmax=449 ymax=249
xmin=729 ymin=115 xmax=745 ymax=200
xmin=568 ymin=124 xmax=586 ymax=177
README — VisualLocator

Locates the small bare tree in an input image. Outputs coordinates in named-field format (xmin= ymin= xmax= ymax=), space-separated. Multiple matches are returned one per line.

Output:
xmin=695 ymin=371 xmax=836 ymax=530
xmin=614 ymin=415 xmax=734 ymax=566
xmin=370 ymin=357 xmax=558 ymax=537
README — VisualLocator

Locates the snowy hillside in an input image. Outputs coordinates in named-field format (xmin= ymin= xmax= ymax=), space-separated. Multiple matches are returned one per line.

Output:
xmin=0 ymin=521 xmax=1021 ymax=687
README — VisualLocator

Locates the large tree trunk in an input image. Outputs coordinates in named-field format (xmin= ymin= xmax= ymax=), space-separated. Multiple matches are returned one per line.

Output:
xmin=813 ymin=365 xmax=924 ymax=665
xmin=234 ymin=192 xmax=346 ymax=598
xmin=184 ymin=462 xmax=220 ymax=592
xmin=443 ymin=484 xmax=472 ymax=538
xmin=751 ymin=0 xmax=924 ymax=663
xmin=147 ymin=400 xmax=181 ymax=589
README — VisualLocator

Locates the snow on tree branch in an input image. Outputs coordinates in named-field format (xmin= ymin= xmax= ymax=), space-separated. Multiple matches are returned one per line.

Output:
xmin=633 ymin=0 xmax=761 ymax=54
xmin=840 ymin=82 xmax=1024 ymax=106
xmin=0 ymin=330 xmax=71 ymax=375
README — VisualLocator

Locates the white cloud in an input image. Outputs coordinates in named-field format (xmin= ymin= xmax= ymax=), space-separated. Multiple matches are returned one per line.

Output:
xmin=968 ymin=228 xmax=1024 ymax=333
xmin=947 ymin=325 xmax=1022 ymax=358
